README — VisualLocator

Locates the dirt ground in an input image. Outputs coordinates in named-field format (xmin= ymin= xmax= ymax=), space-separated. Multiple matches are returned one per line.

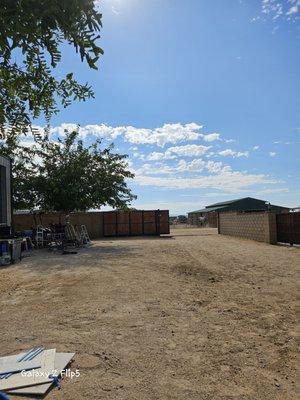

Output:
xmin=0 ymin=228 xmax=299 ymax=400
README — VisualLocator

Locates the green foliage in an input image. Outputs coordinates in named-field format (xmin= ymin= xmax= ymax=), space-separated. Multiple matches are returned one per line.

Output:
xmin=0 ymin=137 xmax=39 ymax=210
xmin=0 ymin=130 xmax=136 ymax=212
xmin=0 ymin=0 xmax=103 ymax=137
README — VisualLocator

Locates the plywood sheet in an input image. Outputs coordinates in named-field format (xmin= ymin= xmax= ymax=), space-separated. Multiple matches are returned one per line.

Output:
xmin=8 ymin=352 xmax=75 ymax=396
xmin=0 ymin=349 xmax=56 ymax=391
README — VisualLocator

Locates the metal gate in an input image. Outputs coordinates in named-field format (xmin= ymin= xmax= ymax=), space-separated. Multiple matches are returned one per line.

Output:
xmin=276 ymin=213 xmax=300 ymax=245
xmin=102 ymin=210 xmax=170 ymax=237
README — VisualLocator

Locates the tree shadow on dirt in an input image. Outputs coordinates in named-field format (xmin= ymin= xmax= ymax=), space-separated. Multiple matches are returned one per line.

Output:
xmin=96 ymin=235 xmax=174 ymax=241
xmin=19 ymin=244 xmax=136 ymax=274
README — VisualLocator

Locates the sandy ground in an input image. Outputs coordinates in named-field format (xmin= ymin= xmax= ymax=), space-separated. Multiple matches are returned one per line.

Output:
xmin=0 ymin=228 xmax=299 ymax=400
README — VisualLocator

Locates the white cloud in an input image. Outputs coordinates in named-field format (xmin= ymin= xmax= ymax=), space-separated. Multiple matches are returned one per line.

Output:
xmin=262 ymin=0 xmax=283 ymax=19
xmin=269 ymin=151 xmax=277 ymax=157
xmin=201 ymin=133 xmax=220 ymax=142
xmin=176 ymin=159 xmax=206 ymax=172
xmin=147 ymin=151 xmax=174 ymax=161
xmin=219 ymin=149 xmax=249 ymax=158
xmin=123 ymin=123 xmax=203 ymax=147
xmin=287 ymin=5 xmax=298 ymax=15
xmin=146 ymin=144 xmax=211 ymax=160
xmin=253 ymin=145 xmax=260 ymax=150
xmin=258 ymin=188 xmax=289 ymax=194
xmin=49 ymin=122 xmax=204 ymax=147
xmin=134 ymin=159 xmax=236 ymax=179
xmin=206 ymin=160 xmax=230 ymax=174
xmin=134 ymin=163 xmax=174 ymax=175
xmin=219 ymin=149 xmax=236 ymax=157
xmin=224 ymin=139 xmax=235 ymax=143
xmin=273 ymin=141 xmax=292 ymax=145
xmin=167 ymin=144 xmax=211 ymax=157
xmin=134 ymin=169 xmax=277 ymax=192
xmin=50 ymin=123 xmax=124 ymax=140
xmin=135 ymin=159 xmax=233 ymax=176
xmin=261 ymin=0 xmax=300 ymax=21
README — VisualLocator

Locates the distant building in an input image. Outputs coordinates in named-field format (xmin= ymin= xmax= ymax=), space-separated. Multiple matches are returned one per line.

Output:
xmin=188 ymin=197 xmax=289 ymax=228
xmin=169 ymin=215 xmax=188 ymax=225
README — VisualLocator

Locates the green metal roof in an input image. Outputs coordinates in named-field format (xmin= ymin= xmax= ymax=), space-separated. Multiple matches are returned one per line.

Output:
xmin=206 ymin=197 xmax=261 ymax=208
xmin=189 ymin=205 xmax=227 ymax=213
xmin=188 ymin=197 xmax=288 ymax=214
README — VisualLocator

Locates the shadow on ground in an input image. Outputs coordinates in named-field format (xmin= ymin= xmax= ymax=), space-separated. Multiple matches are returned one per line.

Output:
xmin=19 ymin=243 xmax=136 ymax=274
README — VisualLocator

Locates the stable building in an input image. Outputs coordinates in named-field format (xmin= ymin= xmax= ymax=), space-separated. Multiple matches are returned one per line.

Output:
xmin=188 ymin=197 xmax=289 ymax=228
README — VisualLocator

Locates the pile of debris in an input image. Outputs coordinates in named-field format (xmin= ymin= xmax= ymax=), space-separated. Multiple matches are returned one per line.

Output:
xmin=0 ymin=222 xmax=92 ymax=266
xmin=32 ymin=222 xmax=91 ymax=254
xmin=0 ymin=347 xmax=75 ymax=398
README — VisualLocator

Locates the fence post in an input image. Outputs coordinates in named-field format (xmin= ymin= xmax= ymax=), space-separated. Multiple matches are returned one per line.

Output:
xmin=129 ymin=211 xmax=132 ymax=236
xmin=290 ymin=213 xmax=294 ymax=246
xmin=102 ymin=212 xmax=105 ymax=237
xmin=156 ymin=209 xmax=160 ymax=235
xmin=116 ymin=212 xmax=118 ymax=237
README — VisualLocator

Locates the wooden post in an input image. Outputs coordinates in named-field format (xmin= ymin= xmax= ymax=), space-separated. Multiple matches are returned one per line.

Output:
xmin=116 ymin=212 xmax=118 ymax=237
xmin=129 ymin=211 xmax=132 ymax=236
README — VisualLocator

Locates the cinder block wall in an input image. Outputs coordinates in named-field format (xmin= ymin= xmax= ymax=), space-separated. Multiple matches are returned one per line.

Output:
xmin=218 ymin=212 xmax=277 ymax=244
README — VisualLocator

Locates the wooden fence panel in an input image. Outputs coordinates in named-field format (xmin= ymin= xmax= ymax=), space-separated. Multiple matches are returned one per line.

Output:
xmin=276 ymin=213 xmax=300 ymax=245
xmin=159 ymin=210 xmax=170 ymax=234
xmin=130 ymin=211 xmax=143 ymax=235
xmin=116 ymin=212 xmax=130 ymax=236
xmin=101 ymin=210 xmax=170 ymax=237
xmin=103 ymin=212 xmax=117 ymax=237
xmin=13 ymin=210 xmax=170 ymax=238
xmin=143 ymin=210 xmax=157 ymax=235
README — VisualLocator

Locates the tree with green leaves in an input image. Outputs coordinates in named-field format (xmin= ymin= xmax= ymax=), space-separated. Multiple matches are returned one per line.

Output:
xmin=0 ymin=131 xmax=136 ymax=212
xmin=0 ymin=0 xmax=103 ymax=138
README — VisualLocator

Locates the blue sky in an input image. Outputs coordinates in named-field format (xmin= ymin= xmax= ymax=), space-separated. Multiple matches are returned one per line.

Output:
xmin=28 ymin=0 xmax=300 ymax=214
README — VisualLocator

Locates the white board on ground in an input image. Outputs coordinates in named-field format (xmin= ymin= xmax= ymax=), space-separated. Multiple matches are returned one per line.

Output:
xmin=0 ymin=350 xmax=40 ymax=377
xmin=0 ymin=350 xmax=28 ymax=368
xmin=0 ymin=362 xmax=41 ymax=375
xmin=7 ymin=352 xmax=75 ymax=396
xmin=0 ymin=349 xmax=56 ymax=391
